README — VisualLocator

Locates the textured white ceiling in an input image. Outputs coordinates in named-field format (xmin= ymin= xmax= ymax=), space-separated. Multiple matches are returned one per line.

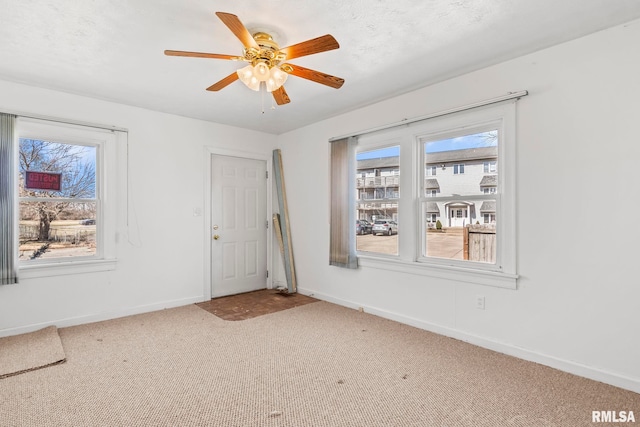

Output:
xmin=2 ymin=0 xmax=640 ymax=134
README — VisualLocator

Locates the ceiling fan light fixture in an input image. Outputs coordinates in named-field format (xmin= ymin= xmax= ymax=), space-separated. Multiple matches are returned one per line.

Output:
xmin=253 ymin=62 xmax=270 ymax=81
xmin=266 ymin=66 xmax=288 ymax=92
xmin=237 ymin=64 xmax=261 ymax=91
xmin=167 ymin=12 xmax=343 ymax=105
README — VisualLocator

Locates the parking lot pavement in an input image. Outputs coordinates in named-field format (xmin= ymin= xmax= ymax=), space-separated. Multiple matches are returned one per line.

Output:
xmin=426 ymin=229 xmax=464 ymax=259
xmin=356 ymin=234 xmax=398 ymax=255
xmin=356 ymin=228 xmax=464 ymax=259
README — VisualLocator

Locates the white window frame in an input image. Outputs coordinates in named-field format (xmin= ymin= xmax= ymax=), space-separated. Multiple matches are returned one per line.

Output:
xmin=16 ymin=118 xmax=122 ymax=278
xmin=484 ymin=161 xmax=497 ymax=173
xmin=356 ymin=102 xmax=517 ymax=289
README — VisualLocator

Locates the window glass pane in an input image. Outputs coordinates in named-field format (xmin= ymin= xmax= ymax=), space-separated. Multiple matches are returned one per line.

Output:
xmin=422 ymin=130 xmax=497 ymax=264
xmin=18 ymin=138 xmax=97 ymax=262
xmin=356 ymin=146 xmax=399 ymax=255
xmin=19 ymin=202 xmax=97 ymax=260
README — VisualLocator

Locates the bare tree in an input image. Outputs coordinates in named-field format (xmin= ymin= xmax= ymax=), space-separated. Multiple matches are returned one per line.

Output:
xmin=19 ymin=139 xmax=95 ymax=241
xmin=480 ymin=130 xmax=498 ymax=145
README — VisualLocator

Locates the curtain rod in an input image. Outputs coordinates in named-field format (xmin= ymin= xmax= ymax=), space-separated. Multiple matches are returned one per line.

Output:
xmin=329 ymin=90 xmax=528 ymax=142
xmin=0 ymin=108 xmax=128 ymax=133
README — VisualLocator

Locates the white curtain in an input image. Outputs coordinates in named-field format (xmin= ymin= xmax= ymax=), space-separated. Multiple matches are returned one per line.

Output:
xmin=0 ymin=113 xmax=18 ymax=285
xmin=329 ymin=137 xmax=358 ymax=268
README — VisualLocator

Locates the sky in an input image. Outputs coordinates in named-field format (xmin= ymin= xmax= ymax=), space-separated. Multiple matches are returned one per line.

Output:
xmin=356 ymin=130 xmax=497 ymax=160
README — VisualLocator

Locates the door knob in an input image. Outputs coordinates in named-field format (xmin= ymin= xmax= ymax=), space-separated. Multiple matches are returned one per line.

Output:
xmin=213 ymin=234 xmax=220 ymax=240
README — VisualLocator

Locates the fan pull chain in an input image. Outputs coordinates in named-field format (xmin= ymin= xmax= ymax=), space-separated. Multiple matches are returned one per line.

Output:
xmin=258 ymin=82 xmax=277 ymax=113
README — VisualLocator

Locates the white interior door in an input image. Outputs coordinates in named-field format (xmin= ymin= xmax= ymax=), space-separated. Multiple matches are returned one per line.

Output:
xmin=211 ymin=155 xmax=267 ymax=298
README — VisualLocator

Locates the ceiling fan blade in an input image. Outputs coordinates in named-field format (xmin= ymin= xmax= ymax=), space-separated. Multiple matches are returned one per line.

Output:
xmin=206 ymin=72 xmax=239 ymax=91
xmin=279 ymin=35 xmax=339 ymax=60
xmin=272 ymin=86 xmax=291 ymax=105
xmin=282 ymin=63 xmax=344 ymax=89
xmin=165 ymin=50 xmax=239 ymax=60
xmin=215 ymin=12 xmax=259 ymax=50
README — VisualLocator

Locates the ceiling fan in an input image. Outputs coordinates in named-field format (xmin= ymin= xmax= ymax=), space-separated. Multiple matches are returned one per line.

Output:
xmin=164 ymin=12 xmax=345 ymax=105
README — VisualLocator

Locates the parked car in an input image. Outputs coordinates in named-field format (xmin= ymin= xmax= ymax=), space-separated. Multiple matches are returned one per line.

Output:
xmin=80 ymin=219 xmax=96 ymax=225
xmin=372 ymin=219 xmax=398 ymax=236
xmin=356 ymin=219 xmax=372 ymax=235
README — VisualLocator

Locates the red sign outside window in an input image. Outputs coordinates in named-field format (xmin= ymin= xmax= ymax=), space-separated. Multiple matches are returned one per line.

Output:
xmin=25 ymin=171 xmax=62 ymax=191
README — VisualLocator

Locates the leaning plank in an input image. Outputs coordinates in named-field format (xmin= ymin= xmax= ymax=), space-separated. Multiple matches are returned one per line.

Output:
xmin=272 ymin=149 xmax=297 ymax=293
xmin=272 ymin=213 xmax=291 ymax=291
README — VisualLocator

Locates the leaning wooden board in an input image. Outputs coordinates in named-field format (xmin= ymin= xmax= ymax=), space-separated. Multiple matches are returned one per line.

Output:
xmin=272 ymin=149 xmax=297 ymax=293
xmin=272 ymin=213 xmax=290 ymax=290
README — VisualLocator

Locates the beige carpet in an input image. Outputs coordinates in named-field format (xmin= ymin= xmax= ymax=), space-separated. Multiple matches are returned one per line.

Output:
xmin=0 ymin=302 xmax=638 ymax=426
xmin=0 ymin=325 xmax=66 ymax=379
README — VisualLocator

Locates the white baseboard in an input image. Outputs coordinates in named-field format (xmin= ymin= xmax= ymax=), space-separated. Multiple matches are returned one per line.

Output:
xmin=0 ymin=296 xmax=204 ymax=338
xmin=298 ymin=287 xmax=640 ymax=395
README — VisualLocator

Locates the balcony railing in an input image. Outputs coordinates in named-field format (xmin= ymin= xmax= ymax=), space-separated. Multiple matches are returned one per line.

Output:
xmin=359 ymin=192 xmax=399 ymax=200
xmin=356 ymin=176 xmax=399 ymax=188
xmin=357 ymin=202 xmax=398 ymax=210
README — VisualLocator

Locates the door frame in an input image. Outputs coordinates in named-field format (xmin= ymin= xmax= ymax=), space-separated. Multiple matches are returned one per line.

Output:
xmin=203 ymin=147 xmax=273 ymax=301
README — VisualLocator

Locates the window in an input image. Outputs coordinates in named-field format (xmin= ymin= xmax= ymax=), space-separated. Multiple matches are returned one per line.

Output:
xmin=15 ymin=118 xmax=122 ymax=277
xmin=484 ymin=161 xmax=497 ymax=173
xmin=19 ymin=140 xmax=97 ymax=261
xmin=355 ymin=145 xmax=399 ymax=255
xmin=422 ymin=128 xmax=500 ymax=266
xmin=483 ymin=213 xmax=496 ymax=223
xmin=352 ymin=101 xmax=517 ymax=289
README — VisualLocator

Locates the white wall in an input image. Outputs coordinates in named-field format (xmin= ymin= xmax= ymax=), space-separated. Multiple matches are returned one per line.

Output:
xmin=276 ymin=20 xmax=640 ymax=392
xmin=0 ymin=80 xmax=277 ymax=335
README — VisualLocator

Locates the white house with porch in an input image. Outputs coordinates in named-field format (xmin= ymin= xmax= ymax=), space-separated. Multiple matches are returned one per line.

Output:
xmin=425 ymin=146 xmax=497 ymax=227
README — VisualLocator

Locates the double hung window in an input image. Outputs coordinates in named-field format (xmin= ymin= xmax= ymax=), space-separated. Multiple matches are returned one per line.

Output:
xmin=15 ymin=118 xmax=122 ymax=277
xmin=453 ymin=164 xmax=465 ymax=174
xmin=484 ymin=161 xmax=497 ymax=173
xmin=351 ymin=101 xmax=517 ymax=288
xmin=19 ymin=138 xmax=98 ymax=261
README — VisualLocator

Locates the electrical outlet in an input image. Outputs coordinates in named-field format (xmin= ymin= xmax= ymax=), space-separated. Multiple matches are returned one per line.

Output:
xmin=475 ymin=296 xmax=485 ymax=310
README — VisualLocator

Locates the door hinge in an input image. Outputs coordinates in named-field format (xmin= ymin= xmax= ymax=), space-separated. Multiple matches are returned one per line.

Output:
xmin=266 ymin=170 xmax=269 ymax=179
xmin=266 ymin=220 xmax=269 ymax=229
xmin=266 ymin=270 xmax=269 ymax=278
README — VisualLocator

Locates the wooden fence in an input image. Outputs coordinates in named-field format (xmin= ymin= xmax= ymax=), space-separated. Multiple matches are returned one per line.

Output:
xmin=19 ymin=224 xmax=95 ymax=245
xmin=463 ymin=224 xmax=496 ymax=263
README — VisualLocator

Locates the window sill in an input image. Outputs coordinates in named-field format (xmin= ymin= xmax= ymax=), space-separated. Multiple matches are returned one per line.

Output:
xmin=357 ymin=255 xmax=517 ymax=289
xmin=19 ymin=259 xmax=117 ymax=279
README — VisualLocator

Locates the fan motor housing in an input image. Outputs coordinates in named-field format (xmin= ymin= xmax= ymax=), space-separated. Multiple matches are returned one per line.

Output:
xmin=243 ymin=32 xmax=286 ymax=67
